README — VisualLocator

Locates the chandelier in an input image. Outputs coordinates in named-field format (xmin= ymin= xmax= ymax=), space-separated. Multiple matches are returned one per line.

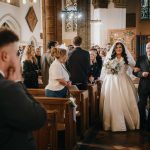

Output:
xmin=61 ymin=6 xmax=82 ymax=20
xmin=22 ymin=0 xmax=37 ymax=4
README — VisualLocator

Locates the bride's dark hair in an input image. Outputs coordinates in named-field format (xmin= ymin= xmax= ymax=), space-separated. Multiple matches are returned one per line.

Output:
xmin=110 ymin=42 xmax=128 ymax=64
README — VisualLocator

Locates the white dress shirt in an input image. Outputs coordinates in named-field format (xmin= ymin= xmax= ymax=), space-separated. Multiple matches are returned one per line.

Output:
xmin=45 ymin=59 xmax=69 ymax=91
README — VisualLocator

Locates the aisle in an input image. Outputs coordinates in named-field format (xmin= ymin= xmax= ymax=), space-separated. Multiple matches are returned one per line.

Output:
xmin=75 ymin=129 xmax=150 ymax=150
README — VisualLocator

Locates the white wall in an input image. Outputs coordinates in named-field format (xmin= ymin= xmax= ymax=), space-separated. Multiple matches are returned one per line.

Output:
xmin=91 ymin=1 xmax=126 ymax=47
xmin=0 ymin=0 xmax=42 ymax=47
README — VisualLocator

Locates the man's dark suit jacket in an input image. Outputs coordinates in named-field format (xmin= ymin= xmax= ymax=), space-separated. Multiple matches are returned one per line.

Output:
xmin=0 ymin=73 xmax=47 ymax=150
xmin=66 ymin=47 xmax=90 ymax=84
xmin=133 ymin=55 xmax=150 ymax=93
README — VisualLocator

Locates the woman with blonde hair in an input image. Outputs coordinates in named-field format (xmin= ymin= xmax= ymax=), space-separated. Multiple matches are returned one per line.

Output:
xmin=88 ymin=49 xmax=102 ymax=83
xmin=22 ymin=45 xmax=39 ymax=88
xmin=45 ymin=47 xmax=71 ymax=98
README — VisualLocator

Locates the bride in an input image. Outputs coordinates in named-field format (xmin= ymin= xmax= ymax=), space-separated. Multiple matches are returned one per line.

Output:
xmin=100 ymin=41 xmax=140 ymax=132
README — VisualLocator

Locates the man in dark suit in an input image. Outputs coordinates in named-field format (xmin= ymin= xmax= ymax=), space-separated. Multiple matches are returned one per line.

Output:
xmin=133 ymin=42 xmax=150 ymax=131
xmin=0 ymin=28 xmax=47 ymax=150
xmin=67 ymin=36 xmax=90 ymax=90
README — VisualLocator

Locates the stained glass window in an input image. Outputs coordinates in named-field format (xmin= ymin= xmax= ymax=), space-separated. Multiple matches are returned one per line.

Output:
xmin=141 ymin=0 xmax=150 ymax=19
xmin=64 ymin=0 xmax=77 ymax=32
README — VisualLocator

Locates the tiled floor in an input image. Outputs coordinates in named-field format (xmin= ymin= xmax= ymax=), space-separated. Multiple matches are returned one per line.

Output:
xmin=76 ymin=130 xmax=150 ymax=150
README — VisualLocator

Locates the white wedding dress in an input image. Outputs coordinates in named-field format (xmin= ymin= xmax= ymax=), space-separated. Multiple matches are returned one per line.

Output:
xmin=100 ymin=57 xmax=140 ymax=132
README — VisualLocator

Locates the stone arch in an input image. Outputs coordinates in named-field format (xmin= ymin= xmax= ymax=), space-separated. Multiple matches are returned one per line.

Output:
xmin=0 ymin=14 xmax=21 ymax=38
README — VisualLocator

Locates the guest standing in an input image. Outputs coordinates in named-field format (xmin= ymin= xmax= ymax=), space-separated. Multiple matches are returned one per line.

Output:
xmin=89 ymin=49 xmax=102 ymax=83
xmin=45 ymin=48 xmax=71 ymax=98
xmin=133 ymin=42 xmax=150 ymax=131
xmin=66 ymin=36 xmax=90 ymax=90
xmin=41 ymin=41 xmax=57 ymax=86
xmin=35 ymin=47 xmax=41 ymax=71
xmin=22 ymin=45 xmax=39 ymax=88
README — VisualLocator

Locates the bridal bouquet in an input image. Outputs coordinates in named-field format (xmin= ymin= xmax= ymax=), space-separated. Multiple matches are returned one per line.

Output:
xmin=104 ymin=59 xmax=121 ymax=75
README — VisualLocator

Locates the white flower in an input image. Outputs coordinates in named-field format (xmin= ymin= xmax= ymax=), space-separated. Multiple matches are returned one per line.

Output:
xmin=69 ymin=97 xmax=77 ymax=108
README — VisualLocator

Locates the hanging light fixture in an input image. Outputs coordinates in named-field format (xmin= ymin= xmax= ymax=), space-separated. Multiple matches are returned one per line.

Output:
xmin=61 ymin=10 xmax=82 ymax=20
xmin=7 ymin=0 xmax=11 ymax=3
xmin=22 ymin=0 xmax=37 ymax=5
xmin=61 ymin=5 xmax=82 ymax=20
xmin=23 ymin=0 xmax=27 ymax=4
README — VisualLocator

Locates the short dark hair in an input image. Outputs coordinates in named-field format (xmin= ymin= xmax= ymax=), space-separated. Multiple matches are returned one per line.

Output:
xmin=73 ymin=36 xmax=82 ymax=46
xmin=0 ymin=27 xmax=19 ymax=48
xmin=47 ymin=41 xmax=57 ymax=49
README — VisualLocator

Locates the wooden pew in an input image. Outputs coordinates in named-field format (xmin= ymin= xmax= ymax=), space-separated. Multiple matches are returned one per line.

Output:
xmin=88 ymin=84 xmax=99 ymax=125
xmin=33 ymin=110 xmax=57 ymax=150
xmin=28 ymin=88 xmax=89 ymax=136
xmin=70 ymin=90 xmax=89 ymax=136
xmin=28 ymin=89 xmax=45 ymax=97
xmin=96 ymin=80 xmax=102 ymax=100
xmin=35 ymin=97 xmax=76 ymax=150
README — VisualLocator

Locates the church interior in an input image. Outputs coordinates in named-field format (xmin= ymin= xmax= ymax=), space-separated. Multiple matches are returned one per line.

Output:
xmin=0 ymin=0 xmax=150 ymax=150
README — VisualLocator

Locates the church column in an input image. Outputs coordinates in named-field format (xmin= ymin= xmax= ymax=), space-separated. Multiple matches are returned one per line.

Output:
xmin=77 ymin=0 xmax=91 ymax=50
xmin=42 ymin=0 xmax=62 ymax=52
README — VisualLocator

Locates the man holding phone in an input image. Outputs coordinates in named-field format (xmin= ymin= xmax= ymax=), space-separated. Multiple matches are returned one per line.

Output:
xmin=0 ymin=28 xmax=47 ymax=150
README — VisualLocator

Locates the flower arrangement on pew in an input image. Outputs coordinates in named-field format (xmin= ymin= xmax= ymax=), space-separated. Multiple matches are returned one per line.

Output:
xmin=69 ymin=97 xmax=77 ymax=108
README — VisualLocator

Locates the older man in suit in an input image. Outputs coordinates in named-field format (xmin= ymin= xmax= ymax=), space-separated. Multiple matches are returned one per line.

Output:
xmin=133 ymin=42 xmax=150 ymax=131
xmin=0 ymin=28 xmax=47 ymax=150
xmin=66 ymin=36 xmax=90 ymax=90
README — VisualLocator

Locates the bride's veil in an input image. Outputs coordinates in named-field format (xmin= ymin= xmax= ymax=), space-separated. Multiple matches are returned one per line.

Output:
xmin=100 ymin=39 xmax=136 ymax=81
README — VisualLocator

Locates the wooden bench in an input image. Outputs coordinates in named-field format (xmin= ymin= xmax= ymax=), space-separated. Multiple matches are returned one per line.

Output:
xmin=33 ymin=110 xmax=57 ymax=150
xmin=28 ymin=88 xmax=89 ymax=136
xmin=70 ymin=90 xmax=89 ymax=136
xmin=96 ymin=80 xmax=102 ymax=100
xmin=35 ymin=97 xmax=76 ymax=150
xmin=88 ymin=84 xmax=99 ymax=125
xmin=28 ymin=89 xmax=45 ymax=97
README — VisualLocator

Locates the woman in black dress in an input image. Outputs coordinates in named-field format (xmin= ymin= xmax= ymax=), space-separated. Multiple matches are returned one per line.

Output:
xmin=22 ymin=45 xmax=39 ymax=88
xmin=88 ymin=49 xmax=102 ymax=83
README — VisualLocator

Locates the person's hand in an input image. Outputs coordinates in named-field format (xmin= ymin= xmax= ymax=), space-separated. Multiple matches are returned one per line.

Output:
xmin=134 ymin=67 xmax=141 ymax=72
xmin=142 ymin=72 xmax=149 ymax=78
xmin=66 ymin=81 xmax=72 ymax=87
xmin=89 ymin=76 xmax=94 ymax=83
xmin=7 ymin=66 xmax=22 ymax=82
